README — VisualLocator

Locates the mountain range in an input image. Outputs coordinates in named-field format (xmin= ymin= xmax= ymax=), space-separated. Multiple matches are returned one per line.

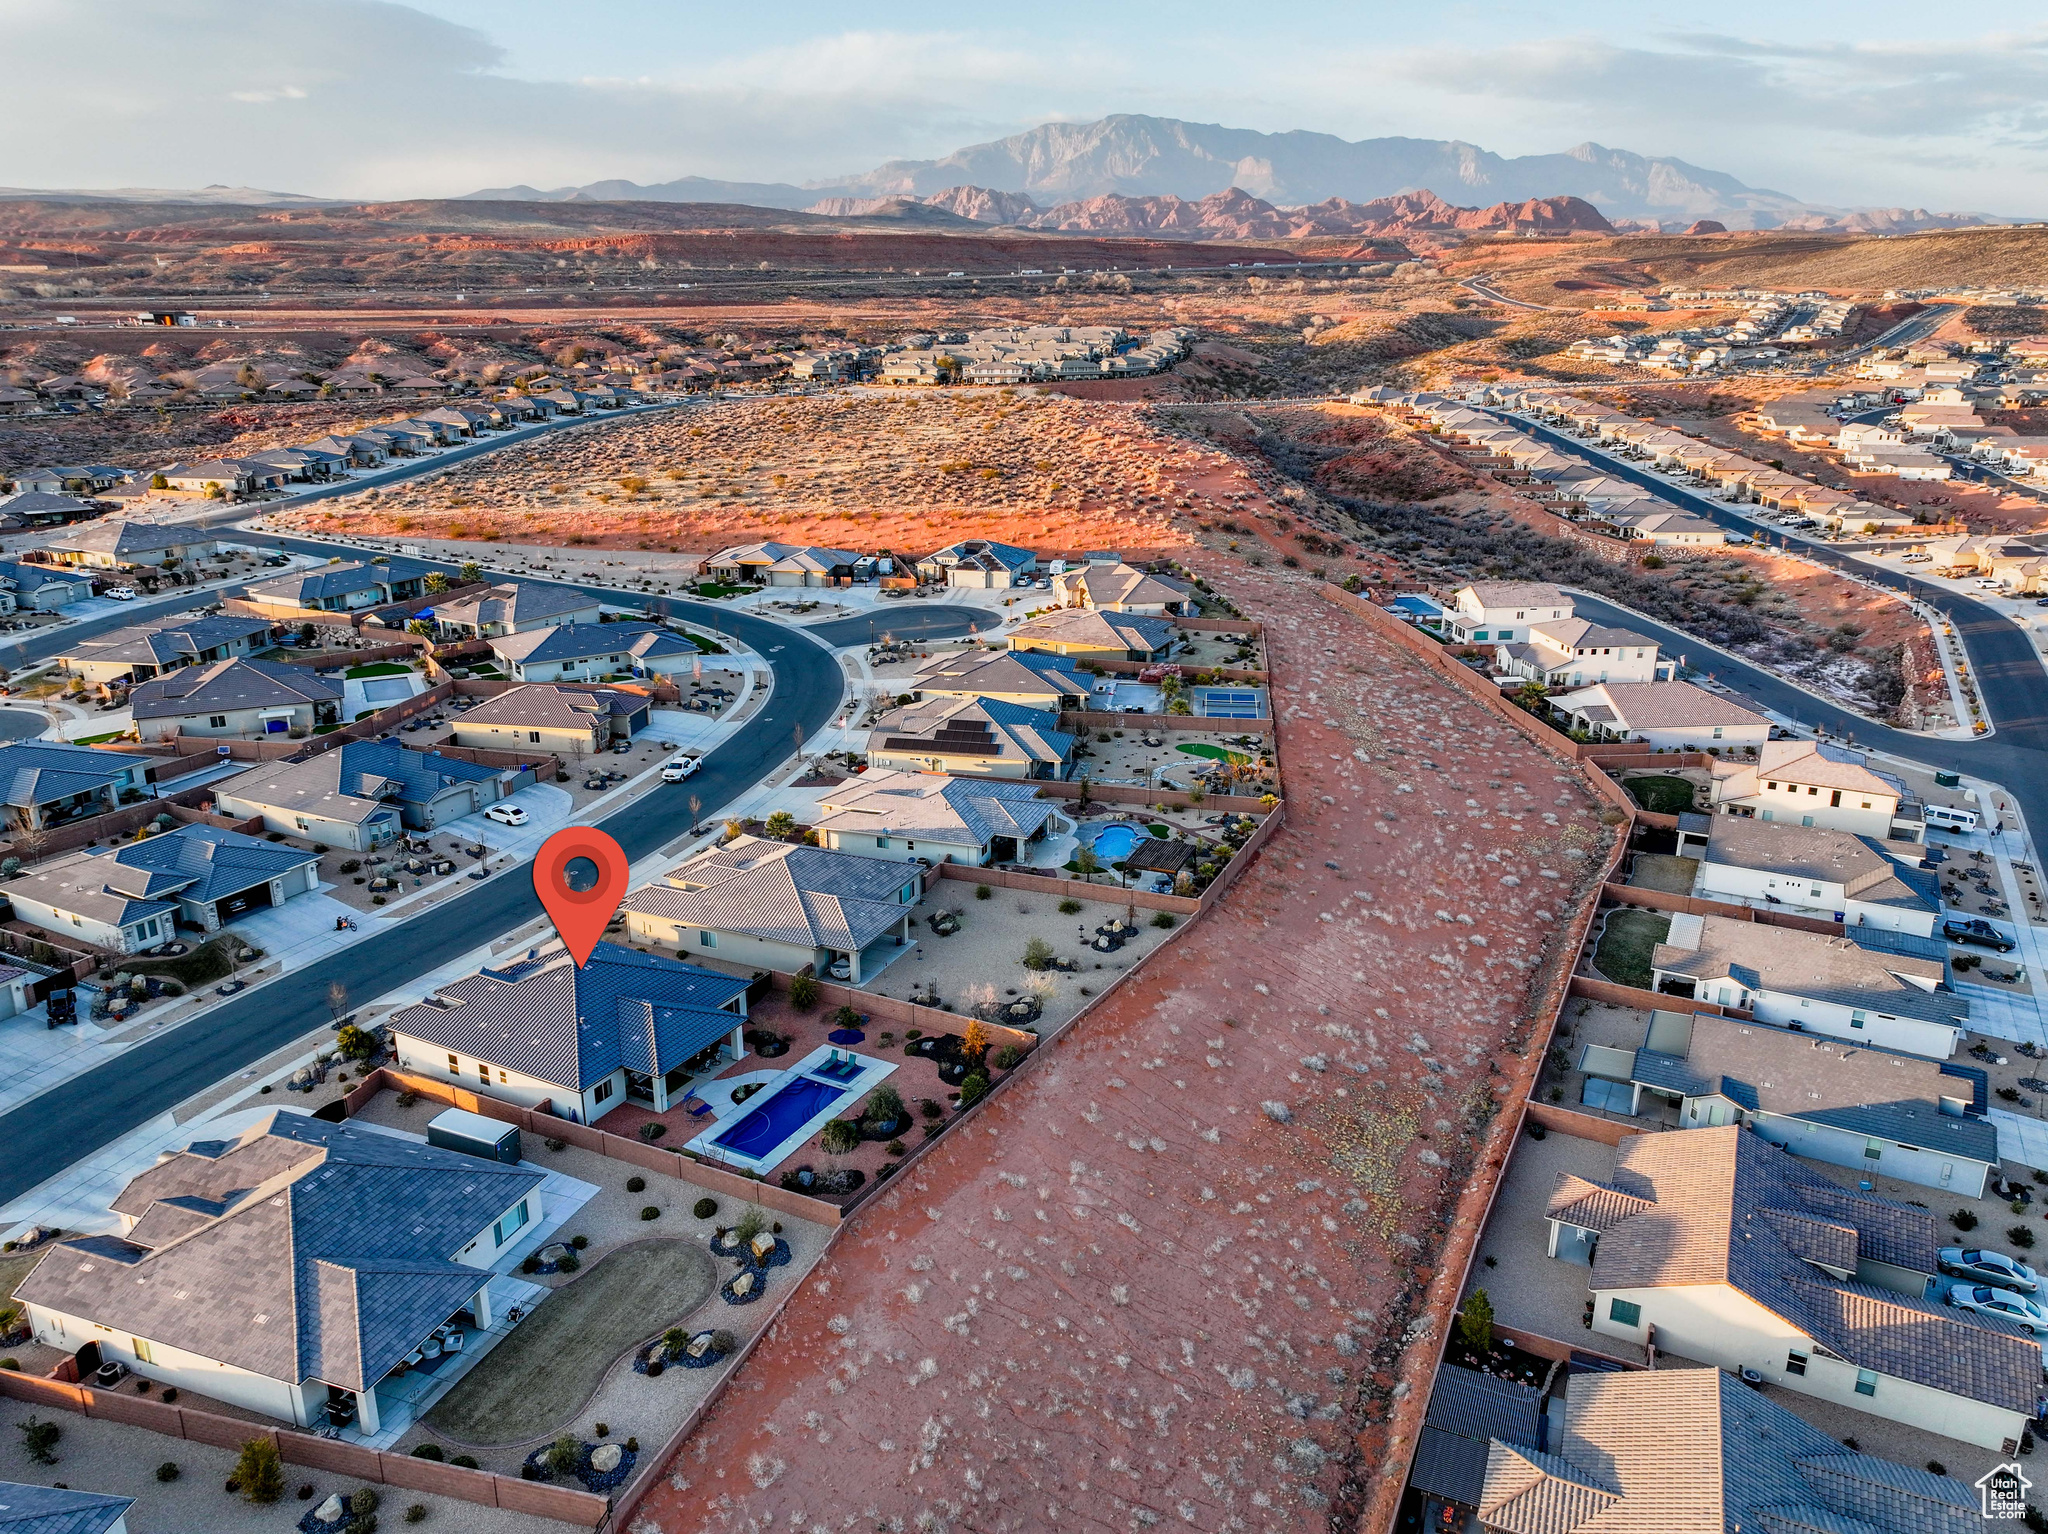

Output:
xmin=464 ymin=114 xmax=2019 ymax=231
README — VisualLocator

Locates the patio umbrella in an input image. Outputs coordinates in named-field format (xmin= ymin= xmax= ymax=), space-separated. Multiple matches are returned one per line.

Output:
xmin=828 ymin=1027 xmax=865 ymax=1044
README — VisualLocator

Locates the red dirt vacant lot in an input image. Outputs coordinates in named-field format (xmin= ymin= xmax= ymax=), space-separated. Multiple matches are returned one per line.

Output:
xmin=634 ymin=561 xmax=1612 ymax=1533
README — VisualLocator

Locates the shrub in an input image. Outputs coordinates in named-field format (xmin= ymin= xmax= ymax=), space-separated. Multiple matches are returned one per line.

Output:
xmin=1022 ymin=936 xmax=1056 ymax=971
xmin=351 ymin=1489 xmax=380 ymax=1516
xmin=1058 ymin=897 xmax=1082 ymax=914
xmin=558 ymin=1251 xmax=580 ymax=1272
xmin=2011 ymin=1225 xmax=2038 ymax=1249
xmin=788 ymin=974 xmax=820 ymax=1011
xmin=7 ymin=1412 xmax=70 ymax=1469
xmin=863 ymin=1082 xmax=906 ymax=1125
xmin=544 ymin=1137 xmax=565 ymax=1152
xmin=641 ymin=1206 xmax=661 ymax=1220
xmin=920 ymin=1097 xmax=943 ymax=1120
xmin=887 ymin=1140 xmax=907 ymax=1156
xmin=1151 ymin=911 xmax=1176 ymax=929
xmin=231 ymin=1437 xmax=284 ymax=1503
xmin=1459 ymin=1288 xmax=1496 ymax=1353
xmin=1952 ymin=1208 xmax=1980 ymax=1231
xmin=451 ymin=1455 xmax=478 ymax=1468
xmin=544 ymin=1433 xmax=581 ymax=1478
xmin=405 ymin=1506 xmax=428 ymax=1525
xmin=958 ymin=1072 xmax=990 ymax=1109
xmin=520 ymin=1463 xmax=539 ymax=1480
xmin=994 ymin=1044 xmax=1023 ymax=1070
xmin=336 ymin=1023 xmax=379 ymax=1063
xmin=594 ymin=1422 xmax=609 ymax=1438
xmin=638 ymin=1121 xmax=666 ymax=1141
xmin=819 ymin=1118 xmax=862 ymax=1155
xmin=155 ymin=1461 xmax=180 ymax=1482
xmin=346 ymin=1518 xmax=376 ymax=1534
xmin=569 ymin=1234 xmax=588 ymax=1249
xmin=712 ymin=1329 xmax=738 ymax=1354
xmin=692 ymin=1196 xmax=717 ymax=1219
xmin=627 ymin=1176 xmax=646 ymax=1193
xmin=626 ymin=1436 xmax=640 ymax=1452
xmin=411 ymin=1444 xmax=445 ymax=1460
xmin=298 ymin=1485 xmax=316 ymax=1501
xmin=975 ymin=884 xmax=992 ymax=900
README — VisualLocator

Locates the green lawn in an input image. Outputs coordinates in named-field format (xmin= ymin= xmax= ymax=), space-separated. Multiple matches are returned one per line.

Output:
xmin=681 ymin=630 xmax=728 ymax=654
xmin=424 ymin=1239 xmax=717 ymax=1446
xmin=695 ymin=582 xmax=750 ymax=599
xmin=1177 ymin=742 xmax=1250 ymax=764
xmin=345 ymin=661 xmax=412 ymax=679
xmin=1591 ymin=908 xmax=1671 ymax=991
xmin=1622 ymin=775 xmax=1699 ymax=815
xmin=71 ymin=730 xmax=127 ymax=745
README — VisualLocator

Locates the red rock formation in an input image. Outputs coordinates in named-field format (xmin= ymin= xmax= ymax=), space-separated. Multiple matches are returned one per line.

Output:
xmin=1685 ymin=219 xmax=1729 ymax=235
xmin=1016 ymin=185 xmax=1610 ymax=239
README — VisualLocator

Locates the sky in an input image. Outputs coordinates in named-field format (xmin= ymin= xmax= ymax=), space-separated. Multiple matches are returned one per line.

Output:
xmin=7 ymin=0 xmax=2047 ymax=212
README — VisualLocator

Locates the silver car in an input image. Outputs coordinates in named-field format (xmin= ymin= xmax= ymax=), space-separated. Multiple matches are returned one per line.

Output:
xmin=1946 ymin=1280 xmax=2048 ymax=1333
xmin=1940 ymin=1246 xmax=2040 ymax=1292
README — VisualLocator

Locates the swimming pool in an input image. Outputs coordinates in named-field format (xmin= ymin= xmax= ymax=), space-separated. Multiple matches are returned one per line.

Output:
xmin=710 ymin=1076 xmax=848 ymax=1159
xmin=359 ymin=677 xmax=414 ymax=704
xmin=1086 ymin=824 xmax=1140 ymax=862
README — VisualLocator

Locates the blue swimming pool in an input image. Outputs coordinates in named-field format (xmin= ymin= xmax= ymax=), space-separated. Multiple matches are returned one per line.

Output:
xmin=1087 ymin=824 xmax=1140 ymax=862
xmin=711 ymin=1077 xmax=847 ymax=1159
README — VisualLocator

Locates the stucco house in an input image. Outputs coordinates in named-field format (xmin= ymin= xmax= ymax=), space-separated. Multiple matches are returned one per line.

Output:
xmin=620 ymin=837 xmax=922 ymax=983
xmin=14 ymin=1112 xmax=542 ymax=1438
xmin=1689 ymin=817 xmax=1940 ymax=936
xmin=1007 ymin=608 xmax=1174 ymax=663
xmin=1551 ymin=680 xmax=1770 ymax=750
xmin=1649 ymin=911 xmax=1965 ymax=1058
xmin=0 ymin=559 xmax=93 ymax=610
xmin=1051 ymin=558 xmax=1196 ymax=615
xmin=129 ymin=657 xmax=343 ymax=740
xmin=431 ymin=582 xmax=599 ymax=638
xmin=1547 ymin=1128 xmax=2038 ymax=1452
xmin=59 ymin=614 xmax=274 ymax=684
xmin=1493 ymin=618 xmax=1673 ymax=688
xmin=9 ymin=825 xmax=321 ymax=951
xmin=866 ymin=694 xmax=1074 ymax=780
xmin=488 ymin=622 xmax=698 ymax=683
xmin=1445 ymin=582 xmax=1571 ymax=644
xmin=912 ymin=648 xmax=1091 ymax=711
xmin=214 ymin=741 xmax=517 ymax=851
xmin=389 ymin=941 xmax=752 ymax=1123
xmin=449 ymin=684 xmax=648 ymax=756
xmin=811 ymin=770 xmax=1063 ymax=865
xmin=1710 ymin=740 xmax=1925 ymax=843
xmin=242 ymin=558 xmax=429 ymax=616
xmin=917 ymin=539 xmax=1037 ymax=589
xmin=0 ymin=740 xmax=152 ymax=831
xmin=701 ymin=541 xmax=862 ymax=587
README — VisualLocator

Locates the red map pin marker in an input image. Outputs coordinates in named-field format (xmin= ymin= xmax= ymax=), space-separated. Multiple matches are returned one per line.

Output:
xmin=533 ymin=827 xmax=630 ymax=968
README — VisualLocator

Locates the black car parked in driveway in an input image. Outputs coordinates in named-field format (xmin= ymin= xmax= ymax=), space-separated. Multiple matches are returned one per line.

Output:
xmin=1945 ymin=917 xmax=2016 ymax=952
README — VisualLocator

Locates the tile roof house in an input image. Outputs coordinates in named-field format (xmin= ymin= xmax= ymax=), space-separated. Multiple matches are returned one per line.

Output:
xmin=389 ymin=940 xmax=751 ymax=1123
xmin=43 ymin=519 xmax=220 ymax=569
xmin=9 ymin=824 xmax=320 ymax=953
xmin=0 ymin=740 xmax=151 ymax=831
xmin=917 ymin=539 xmax=1038 ymax=589
xmin=488 ymin=622 xmax=698 ymax=683
xmin=213 ymin=741 xmax=515 ymax=852
xmin=1493 ymin=617 xmax=1672 ymax=688
xmin=0 ymin=491 xmax=96 ymax=530
xmin=1550 ymin=1127 xmax=2040 ymax=1451
xmin=0 ymin=559 xmax=93 ymax=611
xmin=866 ymin=694 xmax=1075 ymax=781
xmin=1692 ymin=817 xmax=1940 ymax=937
xmin=128 ymin=657 xmax=342 ymax=741
xmin=14 ymin=1111 xmax=543 ymax=1437
xmin=1407 ymin=1365 xmax=1544 ymax=1510
xmin=1007 ymin=608 xmax=1174 ymax=662
xmin=242 ymin=558 xmax=430 ymax=616
xmin=430 ymin=582 xmax=600 ymax=639
xmin=1051 ymin=559 xmax=1195 ymax=616
xmin=1710 ymin=740 xmax=1924 ymax=844
xmin=1551 ymin=681 xmax=1770 ymax=750
xmin=58 ymin=614 xmax=274 ymax=683
xmin=811 ymin=770 xmax=1064 ymax=866
xmin=1476 ymin=1367 xmax=1986 ymax=1534
xmin=1447 ymin=582 xmax=1571 ymax=644
xmin=913 ymin=648 xmax=1091 ymax=711
xmin=0 ymin=1481 xmax=134 ymax=1534
xmin=1650 ymin=911 xmax=1964 ymax=1058
xmin=1613 ymin=1008 xmax=1995 ymax=1196
xmin=700 ymin=541 xmax=862 ymax=588
xmin=620 ymin=836 xmax=923 ymax=983
xmin=449 ymin=684 xmax=648 ymax=757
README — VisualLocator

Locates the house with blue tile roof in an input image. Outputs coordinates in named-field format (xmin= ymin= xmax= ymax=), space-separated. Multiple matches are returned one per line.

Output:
xmin=0 ymin=1481 xmax=133 ymax=1534
xmin=387 ymin=940 xmax=753 ymax=1123
xmin=14 ymin=1111 xmax=542 ymax=1438
xmin=214 ymin=740 xmax=519 ymax=851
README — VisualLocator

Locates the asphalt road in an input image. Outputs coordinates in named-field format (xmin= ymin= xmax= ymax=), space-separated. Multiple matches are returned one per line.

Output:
xmin=0 ymin=404 xmax=1001 ymax=1205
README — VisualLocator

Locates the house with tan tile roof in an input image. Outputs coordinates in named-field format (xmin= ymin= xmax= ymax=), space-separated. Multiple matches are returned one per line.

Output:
xmin=866 ymin=695 xmax=1075 ymax=781
xmin=1692 ymin=817 xmax=1939 ymax=936
xmin=1551 ymin=681 xmax=1770 ymax=750
xmin=1051 ymin=559 xmax=1196 ymax=616
xmin=1648 ymin=911 xmax=1964 ymax=1058
xmin=1447 ymin=583 xmax=1571 ymax=645
xmin=811 ymin=770 xmax=1064 ymax=866
xmin=1547 ymin=1127 xmax=2038 ymax=1451
xmin=1475 ymin=1367 xmax=1985 ymax=1534
xmin=1710 ymin=740 xmax=1923 ymax=843
xmin=1007 ymin=608 xmax=1174 ymax=663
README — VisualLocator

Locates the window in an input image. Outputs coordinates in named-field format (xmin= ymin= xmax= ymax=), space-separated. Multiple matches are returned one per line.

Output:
xmin=133 ymin=1337 xmax=153 ymax=1364
xmin=1855 ymin=1368 xmax=1877 ymax=1397
xmin=477 ymin=1061 xmax=489 ymax=1083
xmin=1851 ymin=1010 xmax=1868 ymax=1030
xmin=593 ymin=1078 xmax=614 ymax=1103
xmin=1607 ymin=1298 xmax=1642 ymax=1327
xmin=1860 ymin=801 xmax=1872 ymax=810
xmin=209 ymin=715 xmax=227 ymax=728
xmin=1766 ymin=781 xmax=1778 ymax=791
xmin=1785 ymin=1350 xmax=1807 ymax=1376
xmin=528 ymin=730 xmax=541 ymax=743
xmin=493 ymin=1198 xmax=529 ymax=1247
xmin=498 ymin=1068 xmax=508 ymax=1083
xmin=447 ymin=1053 xmax=460 ymax=1075
xmin=1808 ymin=786 xmax=1819 ymax=796
xmin=1473 ymin=630 xmax=1488 ymax=641
xmin=699 ymin=930 xmax=717 ymax=947
xmin=1830 ymin=790 xmax=1842 ymax=807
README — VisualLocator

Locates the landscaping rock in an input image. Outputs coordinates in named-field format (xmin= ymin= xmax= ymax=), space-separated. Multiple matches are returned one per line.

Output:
xmin=315 ymin=1495 xmax=345 ymax=1524
xmin=749 ymin=1232 xmax=776 ymax=1264
xmin=591 ymin=1443 xmax=622 ymax=1474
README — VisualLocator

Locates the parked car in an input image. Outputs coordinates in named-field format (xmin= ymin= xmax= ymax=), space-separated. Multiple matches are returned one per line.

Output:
xmin=1944 ymin=917 xmax=2016 ymax=952
xmin=827 ymin=956 xmax=852 ymax=981
xmin=1946 ymin=1281 xmax=2048 ymax=1333
xmin=1941 ymin=1247 xmax=2040 ymax=1292
xmin=104 ymin=587 xmax=136 ymax=601
xmin=483 ymin=804 xmax=529 ymax=827
xmin=661 ymin=754 xmax=701 ymax=783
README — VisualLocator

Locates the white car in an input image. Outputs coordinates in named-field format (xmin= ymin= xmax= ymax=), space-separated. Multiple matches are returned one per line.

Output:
xmin=104 ymin=587 xmax=136 ymax=601
xmin=483 ymin=804 xmax=529 ymax=828
xmin=1946 ymin=1280 xmax=2048 ymax=1333
xmin=828 ymin=956 xmax=852 ymax=980
xmin=661 ymin=754 xmax=702 ymax=783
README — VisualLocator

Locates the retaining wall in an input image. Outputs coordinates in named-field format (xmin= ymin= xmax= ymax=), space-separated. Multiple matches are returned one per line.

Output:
xmin=1523 ymin=1099 xmax=1649 ymax=1146
xmin=0 ymin=1370 xmax=608 ymax=1525
xmin=1567 ymin=973 xmax=1751 ymax=1018
xmin=1602 ymin=881 xmax=1839 ymax=936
